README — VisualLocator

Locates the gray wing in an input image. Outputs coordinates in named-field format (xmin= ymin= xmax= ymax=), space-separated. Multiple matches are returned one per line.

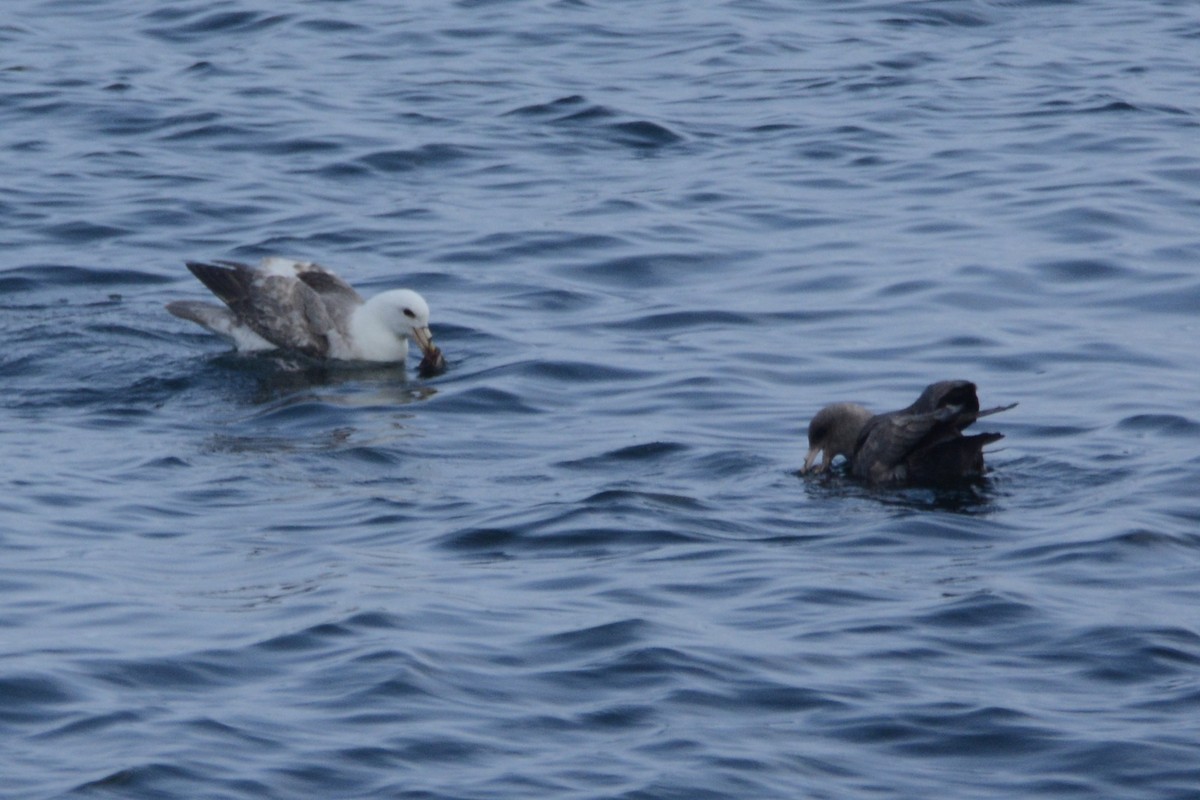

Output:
xmin=906 ymin=380 xmax=1017 ymax=428
xmin=293 ymin=267 xmax=363 ymax=333
xmin=259 ymin=258 xmax=364 ymax=335
xmin=906 ymin=380 xmax=978 ymax=416
xmin=852 ymin=407 xmax=959 ymax=482
xmin=185 ymin=261 xmax=337 ymax=358
xmin=977 ymin=401 xmax=1018 ymax=419
xmin=905 ymin=432 xmax=1005 ymax=484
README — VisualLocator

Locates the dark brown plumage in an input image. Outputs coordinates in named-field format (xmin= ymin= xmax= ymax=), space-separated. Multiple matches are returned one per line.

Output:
xmin=803 ymin=380 xmax=1016 ymax=486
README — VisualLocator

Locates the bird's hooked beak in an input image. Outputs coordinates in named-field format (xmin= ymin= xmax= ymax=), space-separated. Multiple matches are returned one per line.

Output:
xmin=410 ymin=325 xmax=437 ymax=358
xmin=802 ymin=445 xmax=824 ymax=474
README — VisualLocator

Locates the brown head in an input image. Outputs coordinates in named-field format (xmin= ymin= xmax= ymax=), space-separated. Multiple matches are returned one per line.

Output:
xmin=803 ymin=402 xmax=874 ymax=474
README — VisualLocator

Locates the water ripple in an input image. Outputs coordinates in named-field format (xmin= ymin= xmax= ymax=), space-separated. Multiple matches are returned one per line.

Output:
xmin=3 ymin=0 xmax=1200 ymax=798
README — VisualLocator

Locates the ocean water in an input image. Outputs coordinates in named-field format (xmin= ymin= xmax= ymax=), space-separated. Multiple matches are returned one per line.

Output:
xmin=3 ymin=1 xmax=1200 ymax=797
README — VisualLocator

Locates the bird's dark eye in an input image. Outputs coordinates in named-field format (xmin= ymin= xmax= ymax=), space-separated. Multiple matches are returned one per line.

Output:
xmin=402 ymin=308 xmax=416 ymax=319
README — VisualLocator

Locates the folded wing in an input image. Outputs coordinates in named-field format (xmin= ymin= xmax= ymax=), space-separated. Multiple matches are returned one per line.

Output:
xmin=184 ymin=260 xmax=337 ymax=359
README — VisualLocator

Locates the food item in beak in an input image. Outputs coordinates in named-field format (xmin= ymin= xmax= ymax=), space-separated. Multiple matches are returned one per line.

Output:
xmin=418 ymin=346 xmax=446 ymax=378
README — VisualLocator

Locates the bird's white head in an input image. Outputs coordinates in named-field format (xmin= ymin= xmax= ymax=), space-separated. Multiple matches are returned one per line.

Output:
xmin=356 ymin=289 xmax=437 ymax=363
xmin=378 ymin=288 xmax=434 ymax=347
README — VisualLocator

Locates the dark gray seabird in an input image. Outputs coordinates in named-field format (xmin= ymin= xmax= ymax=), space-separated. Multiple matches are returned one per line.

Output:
xmin=167 ymin=257 xmax=444 ymax=374
xmin=803 ymin=380 xmax=1016 ymax=485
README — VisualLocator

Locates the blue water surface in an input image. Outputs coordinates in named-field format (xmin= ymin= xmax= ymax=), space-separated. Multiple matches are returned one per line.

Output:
xmin=3 ymin=1 xmax=1200 ymax=798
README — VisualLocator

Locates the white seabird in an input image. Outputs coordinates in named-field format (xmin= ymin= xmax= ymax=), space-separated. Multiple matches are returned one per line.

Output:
xmin=166 ymin=257 xmax=442 ymax=369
